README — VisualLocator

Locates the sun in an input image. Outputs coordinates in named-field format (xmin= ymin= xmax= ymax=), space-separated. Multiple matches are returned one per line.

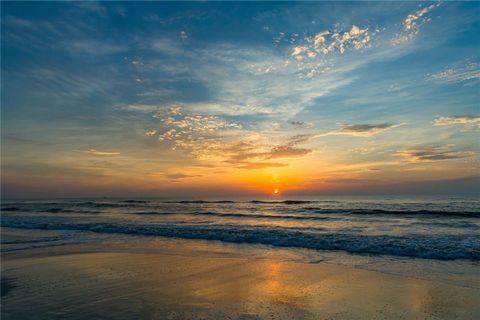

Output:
xmin=273 ymin=188 xmax=279 ymax=195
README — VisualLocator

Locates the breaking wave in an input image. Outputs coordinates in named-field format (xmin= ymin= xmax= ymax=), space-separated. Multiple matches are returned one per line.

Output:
xmin=2 ymin=216 xmax=478 ymax=260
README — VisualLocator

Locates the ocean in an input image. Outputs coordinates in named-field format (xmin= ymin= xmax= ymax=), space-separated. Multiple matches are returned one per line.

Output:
xmin=2 ymin=196 xmax=479 ymax=260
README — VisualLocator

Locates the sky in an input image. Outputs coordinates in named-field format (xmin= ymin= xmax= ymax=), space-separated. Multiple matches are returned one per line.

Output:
xmin=1 ymin=1 xmax=479 ymax=198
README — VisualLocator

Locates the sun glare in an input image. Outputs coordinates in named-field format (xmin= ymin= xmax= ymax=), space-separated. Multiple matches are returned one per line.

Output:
xmin=274 ymin=188 xmax=279 ymax=194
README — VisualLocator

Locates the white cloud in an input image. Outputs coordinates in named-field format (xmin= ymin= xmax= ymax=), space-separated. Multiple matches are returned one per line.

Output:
xmin=433 ymin=116 xmax=480 ymax=127
xmin=391 ymin=3 xmax=440 ymax=46
xmin=314 ymin=31 xmax=330 ymax=48
xmin=292 ymin=25 xmax=371 ymax=58
xmin=429 ymin=62 xmax=480 ymax=83
xmin=145 ymin=130 xmax=158 ymax=137
xmin=120 ymin=104 xmax=161 ymax=113
xmin=146 ymin=105 xmax=243 ymax=159
xmin=291 ymin=46 xmax=308 ymax=57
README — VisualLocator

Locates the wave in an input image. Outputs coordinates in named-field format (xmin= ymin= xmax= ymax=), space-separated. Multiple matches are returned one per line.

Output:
xmin=131 ymin=211 xmax=331 ymax=221
xmin=302 ymin=208 xmax=480 ymax=218
xmin=120 ymin=200 xmax=150 ymax=204
xmin=167 ymin=200 xmax=237 ymax=204
xmin=3 ymin=204 xmax=478 ymax=219
xmin=78 ymin=201 xmax=143 ymax=208
xmin=0 ymin=207 xmax=100 ymax=214
xmin=2 ymin=217 xmax=478 ymax=260
xmin=250 ymin=200 xmax=315 ymax=204
xmin=1 ymin=207 xmax=21 ymax=211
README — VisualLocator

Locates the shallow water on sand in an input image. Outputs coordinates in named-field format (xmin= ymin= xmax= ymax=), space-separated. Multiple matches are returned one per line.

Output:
xmin=2 ymin=230 xmax=480 ymax=320
xmin=2 ymin=196 xmax=479 ymax=260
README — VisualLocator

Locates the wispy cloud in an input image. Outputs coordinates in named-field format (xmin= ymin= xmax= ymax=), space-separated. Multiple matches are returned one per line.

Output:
xmin=136 ymin=89 xmax=175 ymax=98
xmin=73 ymin=1 xmax=107 ymax=17
xmin=120 ymin=104 xmax=162 ymax=113
xmin=151 ymin=38 xmax=184 ymax=55
xmin=237 ymin=162 xmax=288 ymax=170
xmin=266 ymin=145 xmax=312 ymax=159
xmin=229 ymin=143 xmax=312 ymax=162
xmin=290 ymin=121 xmax=313 ymax=129
xmin=315 ymin=123 xmax=401 ymax=138
xmin=70 ymin=40 xmax=128 ymax=56
xmin=27 ymin=67 xmax=114 ymax=99
xmin=149 ymin=172 xmax=202 ymax=180
xmin=183 ymin=102 xmax=274 ymax=116
xmin=391 ymin=3 xmax=440 ymax=45
xmin=78 ymin=149 xmax=121 ymax=156
xmin=396 ymin=146 xmax=474 ymax=162
xmin=433 ymin=116 xmax=480 ymax=127
xmin=428 ymin=61 xmax=480 ymax=83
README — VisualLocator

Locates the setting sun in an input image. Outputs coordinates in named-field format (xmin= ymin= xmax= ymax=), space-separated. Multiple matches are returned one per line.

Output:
xmin=274 ymin=188 xmax=279 ymax=194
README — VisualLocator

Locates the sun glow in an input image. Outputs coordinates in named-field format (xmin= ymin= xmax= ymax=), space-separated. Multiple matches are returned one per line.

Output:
xmin=274 ymin=188 xmax=279 ymax=194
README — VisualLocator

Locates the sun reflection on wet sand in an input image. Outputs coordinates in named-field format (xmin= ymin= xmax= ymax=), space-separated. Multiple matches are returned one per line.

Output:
xmin=2 ymin=236 xmax=479 ymax=320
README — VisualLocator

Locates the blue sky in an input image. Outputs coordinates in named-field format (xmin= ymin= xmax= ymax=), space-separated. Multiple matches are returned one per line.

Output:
xmin=2 ymin=1 xmax=479 ymax=198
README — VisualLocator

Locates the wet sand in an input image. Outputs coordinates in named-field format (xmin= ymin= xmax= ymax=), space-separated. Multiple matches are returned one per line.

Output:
xmin=1 ymin=228 xmax=479 ymax=320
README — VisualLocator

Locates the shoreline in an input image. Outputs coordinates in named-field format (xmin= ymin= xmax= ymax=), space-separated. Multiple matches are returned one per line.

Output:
xmin=2 ymin=228 xmax=480 ymax=319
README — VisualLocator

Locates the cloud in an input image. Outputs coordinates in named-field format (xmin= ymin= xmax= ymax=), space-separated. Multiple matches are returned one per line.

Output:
xmin=136 ymin=89 xmax=175 ymax=98
xmin=203 ymin=136 xmax=313 ymax=170
xmin=237 ymin=162 xmax=288 ymax=170
xmin=226 ymin=137 xmax=312 ymax=163
xmin=391 ymin=3 xmax=440 ymax=45
xmin=287 ymin=134 xmax=313 ymax=145
xmin=396 ymin=146 xmax=474 ymax=162
xmin=266 ymin=145 xmax=312 ymax=159
xmin=142 ymin=104 xmax=243 ymax=159
xmin=78 ymin=149 xmax=120 ymax=156
xmin=5 ymin=17 xmax=35 ymax=29
xmin=150 ymin=172 xmax=202 ymax=180
xmin=151 ymin=38 xmax=183 ymax=55
xmin=289 ymin=121 xmax=313 ymax=129
xmin=183 ymin=102 xmax=274 ymax=116
xmin=185 ymin=44 xmax=356 ymax=118
xmin=315 ymin=123 xmax=401 ymax=138
xmin=74 ymin=1 xmax=107 ymax=17
xmin=120 ymin=104 xmax=161 ymax=113
xmin=155 ymin=109 xmax=242 ymax=138
xmin=124 ymin=101 xmax=274 ymax=117
xmin=291 ymin=46 xmax=308 ymax=57
xmin=291 ymin=24 xmax=371 ymax=59
xmin=428 ymin=62 xmax=480 ymax=83
xmin=433 ymin=116 xmax=480 ymax=127
xmin=319 ymin=178 xmax=376 ymax=184
xmin=27 ymin=67 xmax=114 ymax=99
xmin=71 ymin=40 xmax=128 ymax=55
xmin=145 ymin=130 xmax=158 ymax=137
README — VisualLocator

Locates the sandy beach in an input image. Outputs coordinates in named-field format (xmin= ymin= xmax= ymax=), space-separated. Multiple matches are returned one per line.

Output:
xmin=2 ymin=227 xmax=479 ymax=320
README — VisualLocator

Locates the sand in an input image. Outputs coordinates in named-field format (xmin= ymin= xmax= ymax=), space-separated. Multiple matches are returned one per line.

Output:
xmin=1 ymin=228 xmax=479 ymax=320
